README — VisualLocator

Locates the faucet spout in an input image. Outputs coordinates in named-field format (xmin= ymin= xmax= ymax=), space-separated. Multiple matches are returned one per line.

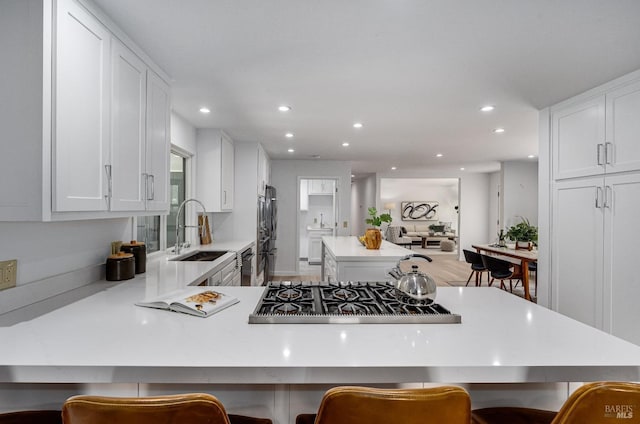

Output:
xmin=175 ymin=198 xmax=208 ymax=254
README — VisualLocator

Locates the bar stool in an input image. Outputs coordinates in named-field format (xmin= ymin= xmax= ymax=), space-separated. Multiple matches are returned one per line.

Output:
xmin=62 ymin=393 xmax=272 ymax=424
xmin=297 ymin=385 xmax=471 ymax=424
xmin=0 ymin=411 xmax=62 ymax=424
xmin=472 ymin=381 xmax=640 ymax=424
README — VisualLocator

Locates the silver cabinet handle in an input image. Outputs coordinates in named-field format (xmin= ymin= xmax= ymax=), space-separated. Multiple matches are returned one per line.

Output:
xmin=605 ymin=142 xmax=613 ymax=165
xmin=597 ymin=143 xmax=605 ymax=166
xmin=142 ymin=172 xmax=148 ymax=201
xmin=104 ymin=164 xmax=112 ymax=209
xmin=147 ymin=174 xmax=155 ymax=200
xmin=595 ymin=186 xmax=603 ymax=209
xmin=223 ymin=190 xmax=227 ymax=205
xmin=604 ymin=185 xmax=612 ymax=209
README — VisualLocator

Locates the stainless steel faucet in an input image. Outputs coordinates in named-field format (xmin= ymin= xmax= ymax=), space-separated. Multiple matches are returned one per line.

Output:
xmin=175 ymin=198 xmax=208 ymax=254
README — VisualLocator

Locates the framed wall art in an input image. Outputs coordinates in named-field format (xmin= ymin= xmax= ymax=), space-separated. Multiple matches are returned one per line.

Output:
xmin=401 ymin=201 xmax=439 ymax=221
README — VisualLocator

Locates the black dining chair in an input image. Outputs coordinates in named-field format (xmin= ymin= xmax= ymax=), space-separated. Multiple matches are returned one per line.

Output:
xmin=480 ymin=254 xmax=521 ymax=292
xmin=463 ymin=249 xmax=488 ymax=286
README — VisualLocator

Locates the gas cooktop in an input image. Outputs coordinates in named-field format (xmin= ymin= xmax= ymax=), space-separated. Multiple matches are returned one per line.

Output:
xmin=248 ymin=282 xmax=462 ymax=324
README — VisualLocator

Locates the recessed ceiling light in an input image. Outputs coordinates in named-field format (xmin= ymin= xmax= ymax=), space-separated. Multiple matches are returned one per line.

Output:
xmin=342 ymin=142 xmax=350 ymax=147
xmin=287 ymin=148 xmax=295 ymax=153
xmin=391 ymin=166 xmax=397 ymax=170
xmin=285 ymin=132 xmax=294 ymax=138
xmin=528 ymin=154 xmax=535 ymax=159
xmin=493 ymin=128 xmax=505 ymax=133
xmin=436 ymin=153 xmax=443 ymax=158
xmin=351 ymin=174 xmax=355 ymax=178
xmin=199 ymin=107 xmax=210 ymax=114
xmin=480 ymin=105 xmax=495 ymax=112
xmin=278 ymin=105 xmax=291 ymax=112
xmin=353 ymin=122 xmax=363 ymax=129
xmin=460 ymin=167 xmax=465 ymax=171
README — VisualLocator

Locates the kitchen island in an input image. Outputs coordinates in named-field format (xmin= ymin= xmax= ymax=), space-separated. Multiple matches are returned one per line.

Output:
xmin=321 ymin=235 xmax=414 ymax=282
xmin=1 ymin=273 xmax=640 ymax=422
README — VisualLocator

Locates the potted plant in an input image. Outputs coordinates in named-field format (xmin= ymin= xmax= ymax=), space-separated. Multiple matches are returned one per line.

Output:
xmin=363 ymin=207 xmax=392 ymax=249
xmin=505 ymin=217 xmax=538 ymax=250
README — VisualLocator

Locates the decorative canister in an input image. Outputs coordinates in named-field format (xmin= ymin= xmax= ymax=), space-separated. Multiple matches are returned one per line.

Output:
xmin=106 ymin=252 xmax=135 ymax=281
xmin=121 ymin=240 xmax=146 ymax=274
xmin=364 ymin=228 xmax=382 ymax=249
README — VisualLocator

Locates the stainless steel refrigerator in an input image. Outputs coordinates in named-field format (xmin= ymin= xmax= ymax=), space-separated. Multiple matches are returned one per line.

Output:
xmin=257 ymin=185 xmax=277 ymax=285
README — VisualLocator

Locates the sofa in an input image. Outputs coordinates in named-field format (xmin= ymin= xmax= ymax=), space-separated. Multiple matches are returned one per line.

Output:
xmin=400 ymin=223 xmax=456 ymax=248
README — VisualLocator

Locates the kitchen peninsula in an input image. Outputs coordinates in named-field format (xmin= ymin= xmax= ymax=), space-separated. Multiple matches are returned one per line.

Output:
xmin=321 ymin=235 xmax=414 ymax=282
xmin=1 ymin=270 xmax=640 ymax=422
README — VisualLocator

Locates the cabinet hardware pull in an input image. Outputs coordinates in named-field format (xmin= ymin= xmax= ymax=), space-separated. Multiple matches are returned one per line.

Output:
xmin=604 ymin=185 xmax=612 ymax=209
xmin=142 ymin=173 xmax=148 ymax=201
xmin=605 ymin=142 xmax=613 ymax=165
xmin=224 ymin=190 xmax=227 ymax=205
xmin=148 ymin=174 xmax=155 ymax=200
xmin=104 ymin=164 xmax=112 ymax=209
xmin=595 ymin=186 xmax=603 ymax=209
xmin=597 ymin=143 xmax=604 ymax=166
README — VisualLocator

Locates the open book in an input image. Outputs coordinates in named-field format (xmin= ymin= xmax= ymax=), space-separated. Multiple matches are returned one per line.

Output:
xmin=136 ymin=287 xmax=239 ymax=318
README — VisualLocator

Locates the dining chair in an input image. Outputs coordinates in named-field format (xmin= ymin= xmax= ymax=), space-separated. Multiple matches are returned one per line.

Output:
xmin=62 ymin=393 xmax=272 ymax=424
xmin=296 ymin=385 xmax=471 ymax=424
xmin=480 ymin=254 xmax=521 ymax=292
xmin=463 ymin=249 xmax=489 ymax=286
xmin=471 ymin=381 xmax=640 ymax=424
xmin=0 ymin=410 xmax=62 ymax=424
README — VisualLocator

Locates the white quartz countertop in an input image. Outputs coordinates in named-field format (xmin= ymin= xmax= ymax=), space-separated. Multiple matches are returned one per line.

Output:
xmin=1 ymin=279 xmax=640 ymax=385
xmin=322 ymin=236 xmax=413 ymax=260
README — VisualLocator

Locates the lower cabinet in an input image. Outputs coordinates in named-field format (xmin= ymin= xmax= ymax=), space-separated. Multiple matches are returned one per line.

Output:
xmin=308 ymin=229 xmax=332 ymax=265
xmin=552 ymin=172 xmax=640 ymax=344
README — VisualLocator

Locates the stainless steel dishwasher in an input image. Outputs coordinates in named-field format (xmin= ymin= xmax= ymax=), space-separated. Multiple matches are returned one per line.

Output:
xmin=241 ymin=247 xmax=254 ymax=286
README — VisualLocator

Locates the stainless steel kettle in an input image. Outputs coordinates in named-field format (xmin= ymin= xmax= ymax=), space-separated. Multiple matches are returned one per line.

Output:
xmin=389 ymin=254 xmax=436 ymax=303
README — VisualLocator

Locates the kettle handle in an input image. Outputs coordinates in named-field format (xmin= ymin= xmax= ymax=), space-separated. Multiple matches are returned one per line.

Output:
xmin=396 ymin=253 xmax=433 ymax=268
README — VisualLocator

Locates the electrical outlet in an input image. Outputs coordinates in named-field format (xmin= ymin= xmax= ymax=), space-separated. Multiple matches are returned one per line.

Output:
xmin=343 ymin=221 xmax=348 ymax=228
xmin=0 ymin=259 xmax=17 ymax=290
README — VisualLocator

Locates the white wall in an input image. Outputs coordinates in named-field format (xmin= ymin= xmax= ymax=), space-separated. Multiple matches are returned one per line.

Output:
xmin=271 ymin=160 xmax=351 ymax=275
xmin=502 ymin=160 xmax=539 ymax=227
xmin=379 ymin=178 xmax=459 ymax=232
xmin=350 ymin=175 xmax=376 ymax=236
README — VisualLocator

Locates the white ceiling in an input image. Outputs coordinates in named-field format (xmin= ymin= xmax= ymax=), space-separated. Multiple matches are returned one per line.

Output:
xmin=92 ymin=0 xmax=640 ymax=175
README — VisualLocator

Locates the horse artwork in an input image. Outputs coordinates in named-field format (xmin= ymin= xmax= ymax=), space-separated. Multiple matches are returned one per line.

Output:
xmin=401 ymin=201 xmax=439 ymax=221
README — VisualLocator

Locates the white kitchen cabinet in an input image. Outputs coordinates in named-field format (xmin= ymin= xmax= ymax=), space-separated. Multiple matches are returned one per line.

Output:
xmin=53 ymin=0 xmax=111 ymax=212
xmin=547 ymin=71 xmax=640 ymax=346
xmin=308 ymin=179 xmax=334 ymax=195
xmin=144 ymin=70 xmax=171 ymax=212
xmin=196 ymin=129 xmax=234 ymax=212
xmin=551 ymin=177 xmax=604 ymax=328
xmin=0 ymin=0 xmax=171 ymax=221
xmin=308 ymin=228 xmax=333 ymax=265
xmin=552 ymin=79 xmax=640 ymax=180
xmin=110 ymin=39 xmax=147 ymax=212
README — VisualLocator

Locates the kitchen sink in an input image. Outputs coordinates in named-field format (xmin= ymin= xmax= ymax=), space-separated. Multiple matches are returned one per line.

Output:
xmin=171 ymin=251 xmax=228 ymax=262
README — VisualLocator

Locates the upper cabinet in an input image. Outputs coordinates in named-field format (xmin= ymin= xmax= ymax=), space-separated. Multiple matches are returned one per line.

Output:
xmin=552 ymin=79 xmax=640 ymax=180
xmin=0 ymin=0 xmax=171 ymax=221
xmin=308 ymin=179 xmax=335 ymax=195
xmin=257 ymin=144 xmax=270 ymax=197
xmin=196 ymin=129 xmax=234 ymax=212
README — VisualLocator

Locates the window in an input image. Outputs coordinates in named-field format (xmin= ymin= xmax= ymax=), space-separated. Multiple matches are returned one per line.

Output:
xmin=135 ymin=150 xmax=190 ymax=253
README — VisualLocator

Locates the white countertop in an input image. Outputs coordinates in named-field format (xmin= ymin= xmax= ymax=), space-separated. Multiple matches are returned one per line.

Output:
xmin=1 ymin=278 xmax=640 ymax=385
xmin=322 ymin=236 xmax=413 ymax=260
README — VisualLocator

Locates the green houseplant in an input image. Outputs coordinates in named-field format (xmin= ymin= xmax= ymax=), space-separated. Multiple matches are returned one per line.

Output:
xmin=363 ymin=207 xmax=392 ymax=249
xmin=505 ymin=217 xmax=538 ymax=250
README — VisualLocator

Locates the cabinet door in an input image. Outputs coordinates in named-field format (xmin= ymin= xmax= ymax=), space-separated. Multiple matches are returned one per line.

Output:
xmin=605 ymin=80 xmax=640 ymax=174
xmin=145 ymin=71 xmax=170 ymax=212
xmin=110 ymin=40 xmax=146 ymax=211
xmin=602 ymin=173 xmax=640 ymax=345
xmin=552 ymin=95 xmax=605 ymax=180
xmin=257 ymin=145 xmax=266 ymax=196
xmin=552 ymin=177 xmax=605 ymax=328
xmin=221 ymin=134 xmax=234 ymax=210
xmin=308 ymin=237 xmax=323 ymax=265
xmin=54 ymin=0 xmax=110 ymax=211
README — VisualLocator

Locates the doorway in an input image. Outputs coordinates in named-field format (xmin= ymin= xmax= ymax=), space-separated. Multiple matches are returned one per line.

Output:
xmin=298 ymin=178 xmax=338 ymax=275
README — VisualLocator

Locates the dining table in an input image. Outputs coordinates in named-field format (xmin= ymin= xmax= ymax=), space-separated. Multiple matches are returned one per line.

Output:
xmin=472 ymin=243 xmax=538 ymax=302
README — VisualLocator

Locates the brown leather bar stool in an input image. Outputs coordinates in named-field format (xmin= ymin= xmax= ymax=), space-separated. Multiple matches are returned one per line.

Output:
xmin=62 ymin=393 xmax=272 ymax=424
xmin=297 ymin=385 xmax=470 ymax=424
xmin=0 ymin=410 xmax=62 ymax=424
xmin=472 ymin=381 xmax=640 ymax=424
